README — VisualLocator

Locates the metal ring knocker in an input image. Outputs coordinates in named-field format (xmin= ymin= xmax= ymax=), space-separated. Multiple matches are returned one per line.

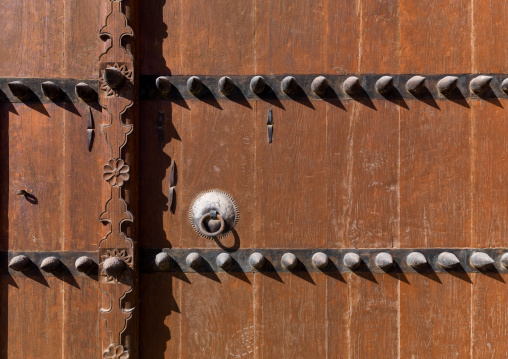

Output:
xmin=198 ymin=210 xmax=226 ymax=238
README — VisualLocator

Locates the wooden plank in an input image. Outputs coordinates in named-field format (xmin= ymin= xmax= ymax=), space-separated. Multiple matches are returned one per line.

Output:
xmin=400 ymin=0 xmax=471 ymax=73
xmin=326 ymin=275 xmax=350 ymax=358
xmin=180 ymin=0 xmax=255 ymax=75
xmin=0 ymin=103 xmax=10 ymax=251
xmin=400 ymin=101 xmax=471 ymax=248
xmin=400 ymin=274 xmax=472 ymax=358
xmin=9 ymin=103 xmax=64 ymax=251
xmin=139 ymin=101 xmax=183 ymax=249
xmin=139 ymin=0 xmax=182 ymax=75
xmin=64 ymin=0 xmax=101 ymax=78
xmin=62 ymin=278 xmax=100 ymax=359
xmin=256 ymin=273 xmax=327 ymax=358
xmin=139 ymin=273 xmax=181 ymax=358
xmin=6 ymin=277 xmax=64 ymax=358
xmin=349 ymin=273 xmax=399 ymax=358
xmin=255 ymin=101 xmax=327 ymax=249
xmin=180 ymin=273 xmax=254 ymax=359
xmin=0 ymin=0 xmax=64 ymax=77
xmin=180 ymin=101 xmax=255 ymax=249
xmin=472 ymin=0 xmax=508 ymax=73
xmin=255 ymin=0 xmax=325 ymax=74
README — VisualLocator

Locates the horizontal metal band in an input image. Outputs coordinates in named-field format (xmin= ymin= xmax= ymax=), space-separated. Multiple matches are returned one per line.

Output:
xmin=3 ymin=249 xmax=508 ymax=279
xmin=140 ymin=74 xmax=508 ymax=102
xmin=0 ymin=78 xmax=98 ymax=103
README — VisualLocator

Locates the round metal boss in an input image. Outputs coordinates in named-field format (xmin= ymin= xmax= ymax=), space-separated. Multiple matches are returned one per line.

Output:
xmin=189 ymin=189 xmax=239 ymax=239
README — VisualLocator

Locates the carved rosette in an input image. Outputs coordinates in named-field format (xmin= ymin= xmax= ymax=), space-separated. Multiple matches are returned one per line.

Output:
xmin=98 ymin=0 xmax=137 ymax=357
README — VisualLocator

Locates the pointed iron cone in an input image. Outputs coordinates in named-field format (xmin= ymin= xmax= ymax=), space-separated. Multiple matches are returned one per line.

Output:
xmin=312 ymin=252 xmax=329 ymax=269
xmin=218 ymin=76 xmax=234 ymax=96
xmin=249 ymin=252 xmax=265 ymax=270
xmin=406 ymin=252 xmax=427 ymax=269
xmin=470 ymin=75 xmax=493 ymax=95
xmin=281 ymin=252 xmax=298 ymax=270
xmin=311 ymin=76 xmax=329 ymax=96
xmin=75 ymin=82 xmax=96 ymax=101
xmin=216 ymin=253 xmax=233 ymax=270
xmin=40 ymin=256 xmax=61 ymax=272
xmin=406 ymin=75 xmax=426 ymax=94
xmin=103 ymin=67 xmax=125 ymax=89
xmin=186 ymin=252 xmax=203 ymax=269
xmin=343 ymin=76 xmax=361 ymax=95
xmin=250 ymin=76 xmax=266 ymax=94
xmin=343 ymin=252 xmax=361 ymax=269
xmin=375 ymin=76 xmax=394 ymax=95
xmin=375 ymin=252 xmax=393 ymax=270
xmin=470 ymin=252 xmax=495 ymax=270
xmin=437 ymin=76 xmax=459 ymax=95
xmin=437 ymin=252 xmax=460 ymax=269
xmin=281 ymin=76 xmax=298 ymax=95
xmin=8 ymin=255 xmax=30 ymax=271
xmin=500 ymin=253 xmax=508 ymax=269
xmin=75 ymin=256 xmax=94 ymax=273
xmin=187 ymin=76 xmax=203 ymax=96
xmin=154 ymin=252 xmax=171 ymax=271
xmin=8 ymin=81 xmax=30 ymax=100
xmin=41 ymin=81 xmax=61 ymax=100
xmin=501 ymin=78 xmax=508 ymax=94
xmin=155 ymin=76 xmax=172 ymax=95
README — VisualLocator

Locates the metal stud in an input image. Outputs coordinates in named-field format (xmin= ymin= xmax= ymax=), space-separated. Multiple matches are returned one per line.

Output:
xmin=281 ymin=76 xmax=298 ymax=95
xmin=250 ymin=76 xmax=266 ymax=94
xmin=311 ymin=252 xmax=329 ymax=269
xmin=40 ymin=256 xmax=61 ymax=272
xmin=500 ymin=253 xmax=508 ymax=269
xmin=155 ymin=76 xmax=172 ymax=95
xmin=41 ymin=81 xmax=61 ymax=100
xmin=375 ymin=76 xmax=394 ymax=95
xmin=311 ymin=76 xmax=329 ymax=96
xmin=501 ymin=78 xmax=508 ymax=94
xmin=470 ymin=75 xmax=493 ymax=95
xmin=218 ymin=76 xmax=234 ymax=96
xmin=375 ymin=252 xmax=393 ymax=270
xmin=216 ymin=253 xmax=233 ymax=270
xmin=343 ymin=252 xmax=361 ymax=269
xmin=155 ymin=252 xmax=172 ymax=271
xmin=75 ymin=256 xmax=94 ymax=273
xmin=185 ymin=252 xmax=203 ymax=270
xmin=187 ymin=76 xmax=203 ymax=96
xmin=75 ymin=83 xmax=95 ymax=102
xmin=437 ymin=76 xmax=459 ymax=95
xmin=8 ymin=255 xmax=30 ymax=271
xmin=248 ymin=252 xmax=265 ymax=270
xmin=102 ymin=257 xmax=125 ymax=277
xmin=343 ymin=76 xmax=361 ymax=96
xmin=470 ymin=252 xmax=494 ymax=270
xmin=8 ymin=81 xmax=30 ymax=100
xmin=406 ymin=75 xmax=426 ymax=95
xmin=281 ymin=252 xmax=298 ymax=270
xmin=437 ymin=252 xmax=460 ymax=269
xmin=406 ymin=252 xmax=427 ymax=269
xmin=103 ymin=67 xmax=125 ymax=89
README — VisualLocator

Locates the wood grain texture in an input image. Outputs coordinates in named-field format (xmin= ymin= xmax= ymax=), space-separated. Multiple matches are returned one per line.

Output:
xmin=400 ymin=0 xmax=471 ymax=73
xmin=0 ymin=1 xmax=64 ymax=77
xmin=255 ymin=0 xmax=325 ymax=74
xmin=400 ymin=101 xmax=471 ymax=248
xmin=400 ymin=274 xmax=472 ymax=358
xmin=180 ymin=101 xmax=255 ymax=249
xmin=139 ymin=101 xmax=183 ymax=249
xmin=180 ymin=273 xmax=254 ymax=359
xmin=8 ymin=103 xmax=64 ymax=251
xmin=255 ymin=273 xmax=327 ymax=358
xmin=326 ymin=275 xmax=350 ymax=358
xmin=254 ymin=101 xmax=327 ymax=249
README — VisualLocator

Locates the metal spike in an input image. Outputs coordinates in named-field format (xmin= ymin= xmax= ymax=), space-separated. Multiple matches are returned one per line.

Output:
xmin=169 ymin=159 xmax=176 ymax=187
xmin=470 ymin=252 xmax=494 ymax=270
xmin=311 ymin=76 xmax=329 ymax=96
xmin=248 ymin=252 xmax=265 ymax=270
xmin=250 ymin=76 xmax=266 ymax=94
xmin=40 ymin=256 xmax=61 ymax=272
xmin=155 ymin=76 xmax=172 ymax=95
xmin=103 ymin=67 xmax=125 ymax=89
xmin=8 ymin=255 xmax=30 ymax=271
xmin=406 ymin=252 xmax=427 ymax=269
xmin=75 ymin=256 xmax=94 ymax=273
xmin=155 ymin=252 xmax=172 ymax=271
xmin=375 ymin=252 xmax=393 ymax=270
xmin=216 ymin=253 xmax=233 ymax=270
xmin=437 ymin=76 xmax=459 ymax=95
xmin=343 ymin=252 xmax=361 ymax=269
xmin=500 ymin=253 xmax=508 ymax=269
xmin=312 ymin=252 xmax=329 ymax=269
xmin=185 ymin=252 xmax=203 ymax=270
xmin=470 ymin=75 xmax=493 ymax=95
xmin=267 ymin=109 xmax=273 ymax=144
xmin=406 ymin=75 xmax=426 ymax=95
xmin=103 ymin=257 xmax=125 ymax=277
xmin=375 ymin=76 xmax=394 ymax=95
xmin=87 ymin=107 xmax=94 ymax=151
xmin=281 ymin=252 xmax=298 ymax=270
xmin=75 ymin=83 xmax=96 ymax=102
xmin=187 ymin=76 xmax=203 ymax=96
xmin=342 ymin=76 xmax=361 ymax=96
xmin=41 ymin=81 xmax=61 ymax=100
xmin=437 ymin=252 xmax=460 ymax=269
xmin=218 ymin=76 xmax=234 ymax=96
xmin=501 ymin=78 xmax=508 ymax=94
xmin=281 ymin=76 xmax=298 ymax=95
xmin=8 ymin=81 xmax=30 ymax=100
xmin=168 ymin=187 xmax=175 ymax=211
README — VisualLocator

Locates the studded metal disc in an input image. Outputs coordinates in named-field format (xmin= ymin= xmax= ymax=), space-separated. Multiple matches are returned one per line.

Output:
xmin=189 ymin=189 xmax=239 ymax=239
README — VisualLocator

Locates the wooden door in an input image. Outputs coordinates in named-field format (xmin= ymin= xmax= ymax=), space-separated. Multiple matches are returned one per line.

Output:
xmin=2 ymin=0 xmax=508 ymax=358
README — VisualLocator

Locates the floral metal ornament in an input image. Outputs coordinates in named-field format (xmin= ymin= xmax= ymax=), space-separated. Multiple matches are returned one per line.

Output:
xmin=103 ymin=158 xmax=130 ymax=187
xmin=103 ymin=343 xmax=130 ymax=359
xmin=100 ymin=248 xmax=133 ymax=283
xmin=100 ymin=63 xmax=133 ymax=96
